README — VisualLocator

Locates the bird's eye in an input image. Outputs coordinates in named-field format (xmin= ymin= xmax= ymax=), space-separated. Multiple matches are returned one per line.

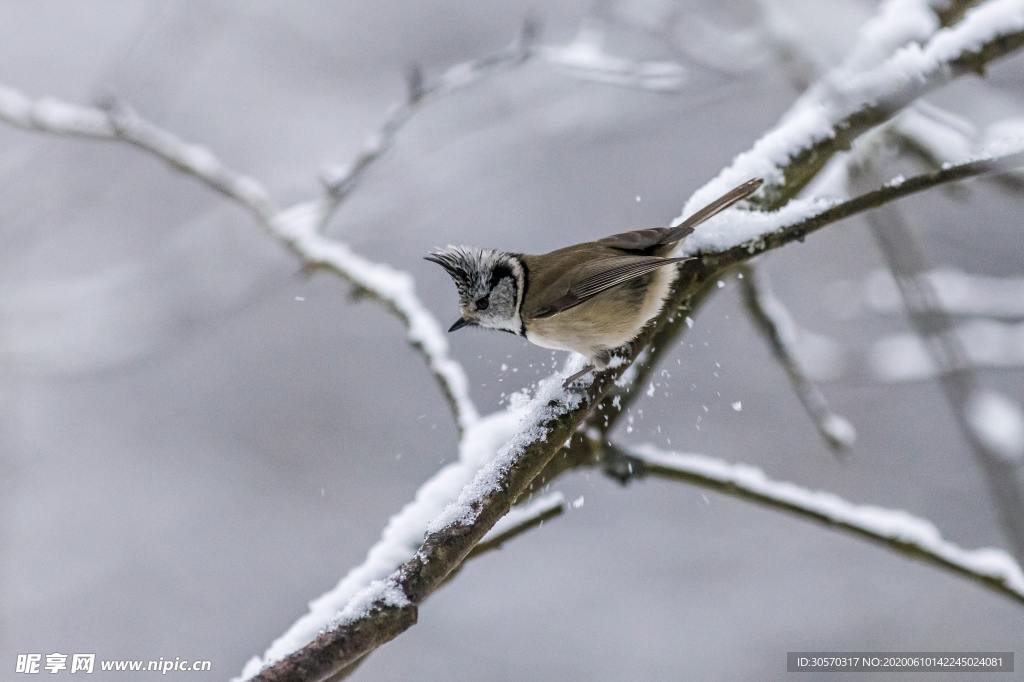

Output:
xmin=475 ymin=296 xmax=490 ymax=311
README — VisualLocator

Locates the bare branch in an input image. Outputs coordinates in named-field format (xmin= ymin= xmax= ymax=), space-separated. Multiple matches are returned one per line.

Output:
xmin=602 ymin=442 xmax=1024 ymax=606
xmin=469 ymin=491 xmax=565 ymax=558
xmin=737 ymin=265 xmax=855 ymax=452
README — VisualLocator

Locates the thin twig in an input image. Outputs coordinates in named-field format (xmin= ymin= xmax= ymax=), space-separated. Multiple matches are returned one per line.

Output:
xmin=737 ymin=264 xmax=855 ymax=452
xmin=470 ymin=491 xmax=565 ymax=558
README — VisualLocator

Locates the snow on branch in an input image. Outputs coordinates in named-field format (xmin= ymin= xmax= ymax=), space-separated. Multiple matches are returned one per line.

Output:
xmin=737 ymin=265 xmax=856 ymax=452
xmin=608 ymin=443 xmax=1024 ymax=605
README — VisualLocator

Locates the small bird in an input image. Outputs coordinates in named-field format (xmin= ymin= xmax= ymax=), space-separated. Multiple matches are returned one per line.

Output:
xmin=426 ymin=178 xmax=763 ymax=386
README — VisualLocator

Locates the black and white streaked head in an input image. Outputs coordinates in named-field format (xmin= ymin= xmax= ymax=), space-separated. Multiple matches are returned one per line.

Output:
xmin=425 ymin=246 xmax=526 ymax=335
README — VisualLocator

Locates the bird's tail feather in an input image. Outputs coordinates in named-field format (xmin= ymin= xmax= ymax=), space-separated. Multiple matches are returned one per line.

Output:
xmin=661 ymin=177 xmax=763 ymax=244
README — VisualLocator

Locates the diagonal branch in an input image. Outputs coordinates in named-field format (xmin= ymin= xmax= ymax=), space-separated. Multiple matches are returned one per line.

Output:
xmin=602 ymin=442 xmax=1024 ymax=606
xmin=737 ymin=264 xmax=856 ymax=452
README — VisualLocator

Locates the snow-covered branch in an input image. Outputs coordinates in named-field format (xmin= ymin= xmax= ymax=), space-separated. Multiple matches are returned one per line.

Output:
xmin=605 ymin=443 xmax=1024 ymax=606
xmin=737 ymin=265 xmax=855 ymax=452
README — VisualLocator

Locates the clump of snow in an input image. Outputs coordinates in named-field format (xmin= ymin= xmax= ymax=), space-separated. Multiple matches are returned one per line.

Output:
xmin=822 ymin=414 xmax=858 ymax=449
xmin=678 ymin=197 xmax=837 ymax=256
xmin=571 ymin=495 xmax=585 ymax=509
xmin=329 ymin=579 xmax=410 ymax=629
xmin=966 ymin=390 xmax=1024 ymax=462
xmin=731 ymin=401 xmax=743 ymax=412
xmin=630 ymin=444 xmax=1024 ymax=597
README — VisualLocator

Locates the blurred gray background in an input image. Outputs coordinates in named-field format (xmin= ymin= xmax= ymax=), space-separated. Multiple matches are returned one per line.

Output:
xmin=3 ymin=1 xmax=1023 ymax=680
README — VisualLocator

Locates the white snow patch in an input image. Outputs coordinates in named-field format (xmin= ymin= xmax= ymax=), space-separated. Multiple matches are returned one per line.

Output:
xmin=822 ymin=414 xmax=858 ymax=449
xmin=731 ymin=401 xmax=743 ymax=412
xmin=966 ymin=390 xmax=1024 ymax=461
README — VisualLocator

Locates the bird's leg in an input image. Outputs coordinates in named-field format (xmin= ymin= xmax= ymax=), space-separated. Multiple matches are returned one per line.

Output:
xmin=562 ymin=364 xmax=594 ymax=388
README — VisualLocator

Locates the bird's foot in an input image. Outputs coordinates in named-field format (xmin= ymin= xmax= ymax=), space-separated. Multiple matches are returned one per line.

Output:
xmin=561 ymin=365 xmax=594 ymax=389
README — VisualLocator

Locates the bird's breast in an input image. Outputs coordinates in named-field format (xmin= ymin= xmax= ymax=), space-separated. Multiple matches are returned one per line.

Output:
xmin=523 ymin=267 xmax=675 ymax=360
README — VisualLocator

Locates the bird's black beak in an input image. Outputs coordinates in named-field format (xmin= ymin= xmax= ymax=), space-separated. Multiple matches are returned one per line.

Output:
xmin=448 ymin=317 xmax=470 ymax=333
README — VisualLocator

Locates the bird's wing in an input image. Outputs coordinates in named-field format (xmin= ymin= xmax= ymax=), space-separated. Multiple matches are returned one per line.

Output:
xmin=531 ymin=255 xmax=689 ymax=319
xmin=594 ymin=227 xmax=683 ymax=253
